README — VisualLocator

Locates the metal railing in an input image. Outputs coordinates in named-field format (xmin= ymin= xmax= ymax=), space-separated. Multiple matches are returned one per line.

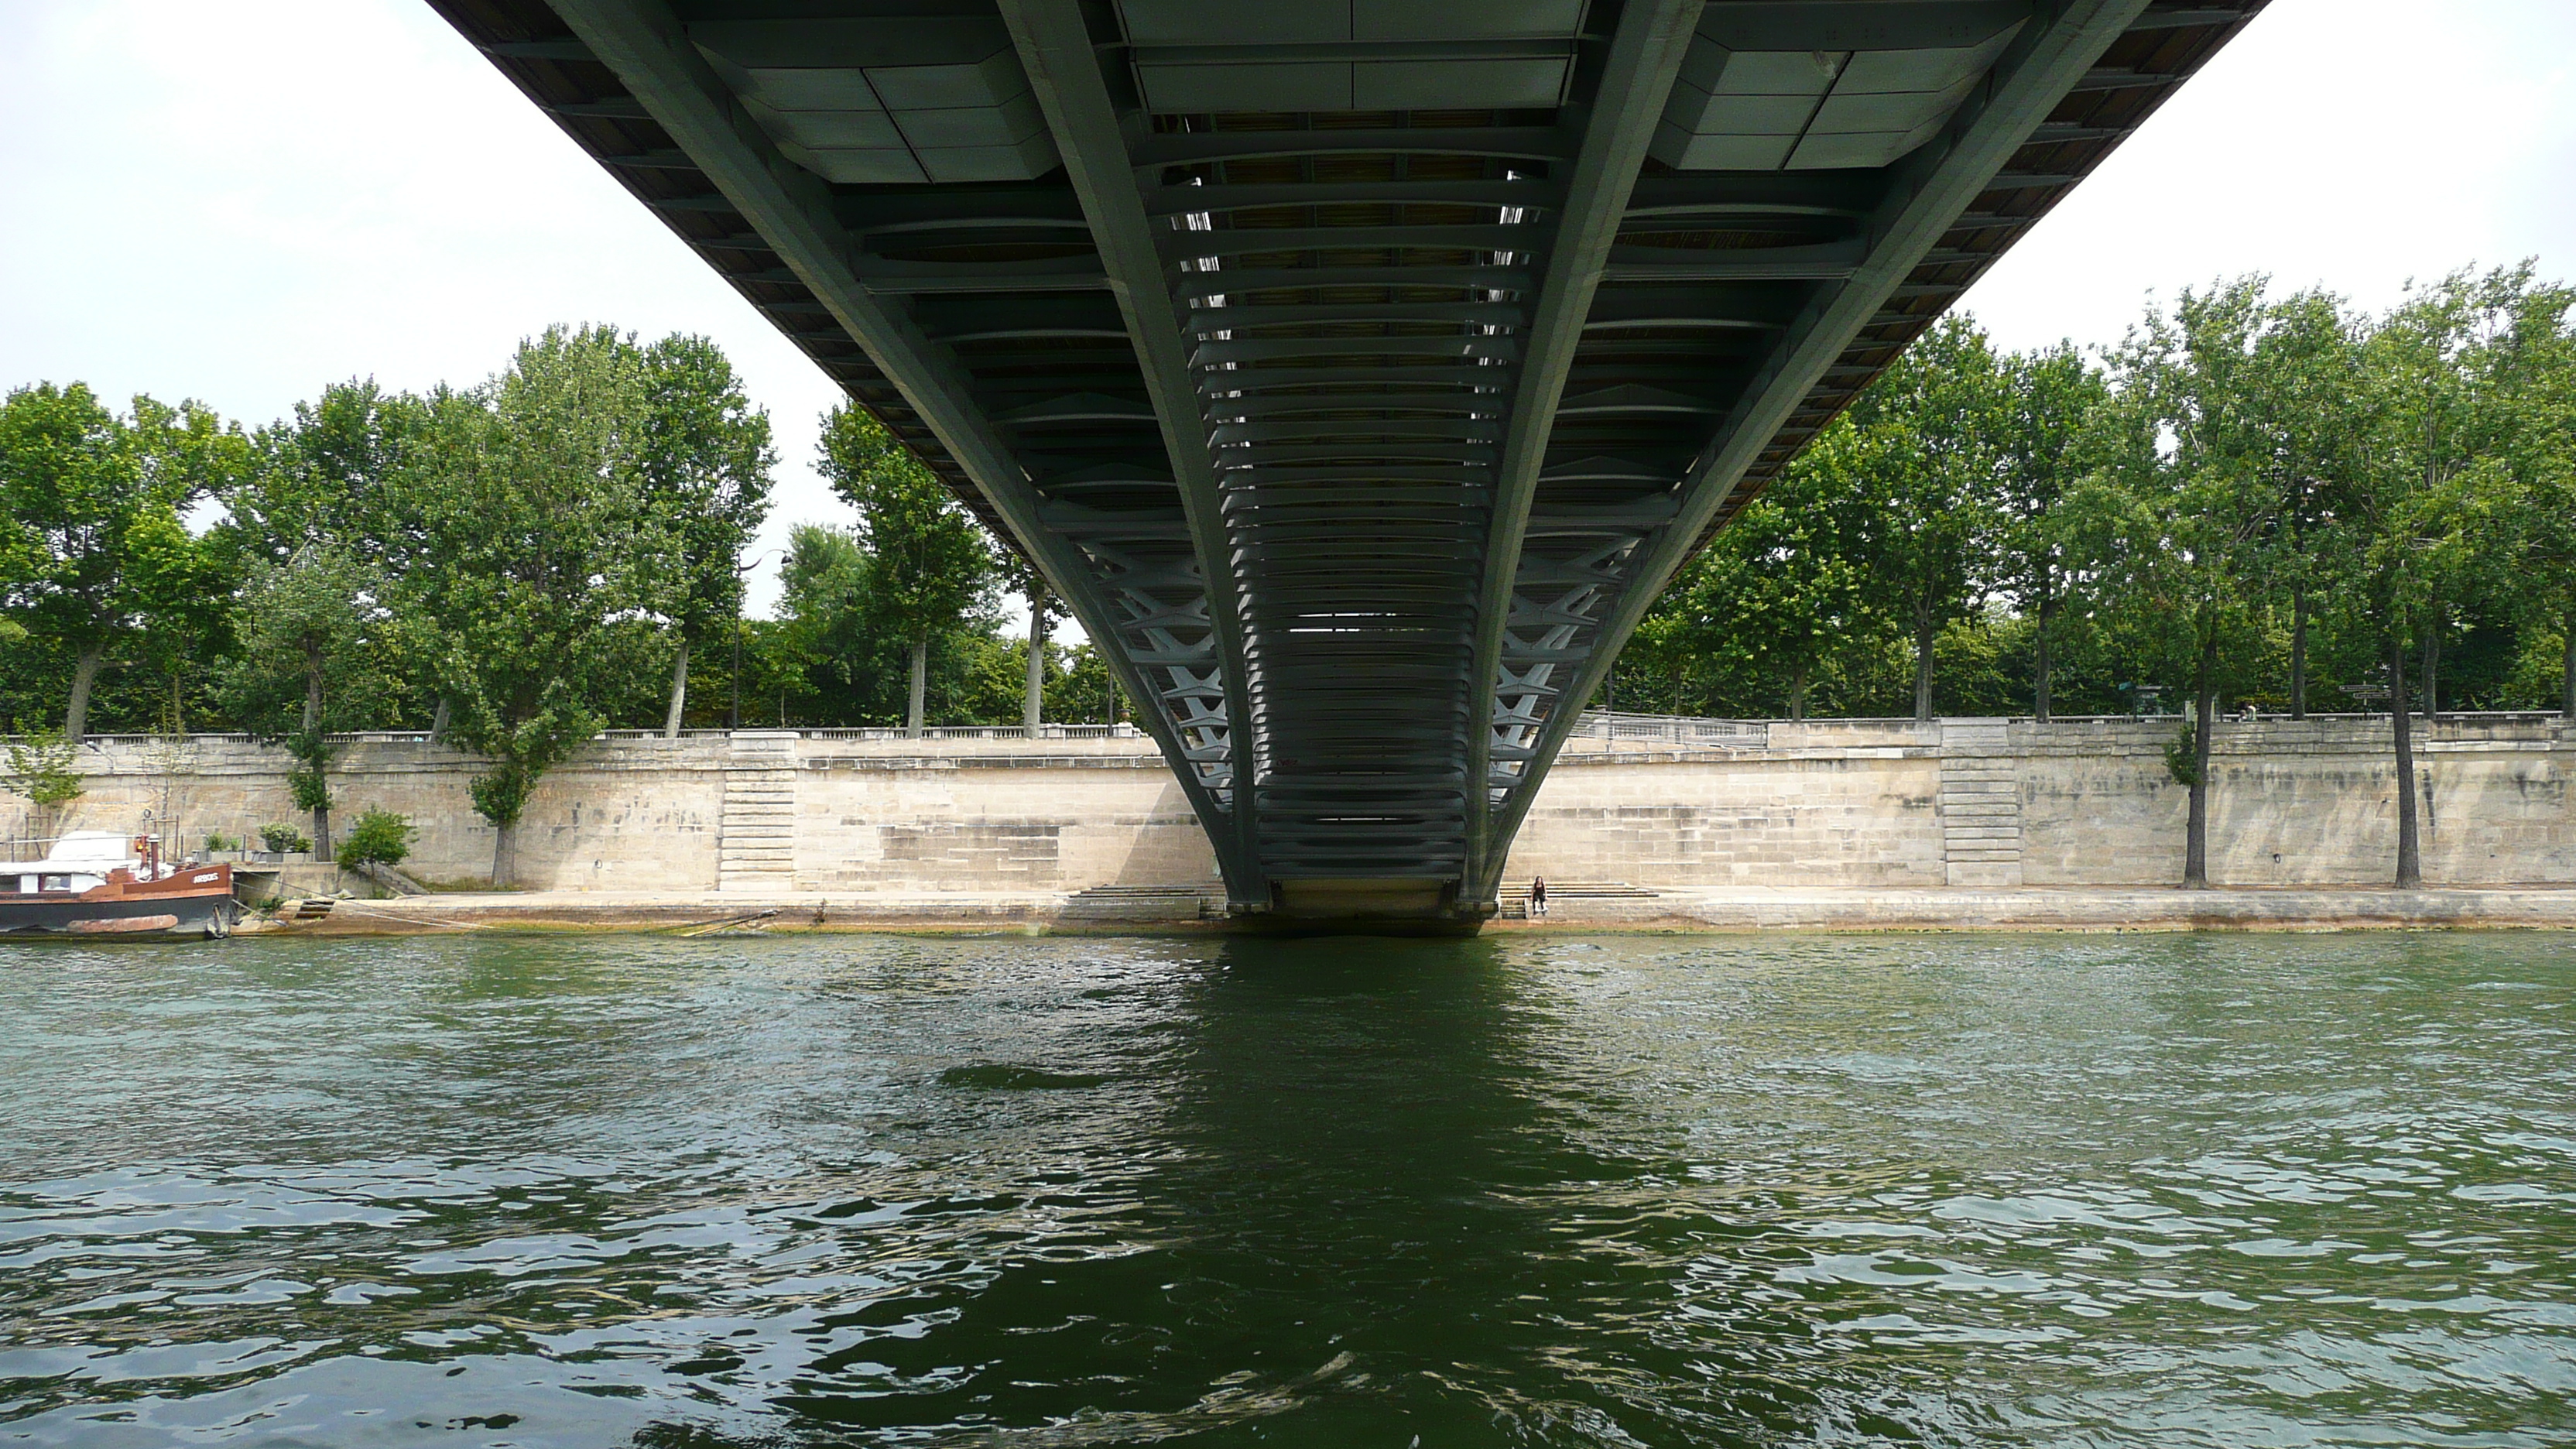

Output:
xmin=591 ymin=723 xmax=1149 ymax=742
xmin=1564 ymin=712 xmax=1772 ymax=748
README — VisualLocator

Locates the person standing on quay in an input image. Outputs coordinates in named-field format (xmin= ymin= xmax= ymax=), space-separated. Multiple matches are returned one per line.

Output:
xmin=1530 ymin=877 xmax=1548 ymax=917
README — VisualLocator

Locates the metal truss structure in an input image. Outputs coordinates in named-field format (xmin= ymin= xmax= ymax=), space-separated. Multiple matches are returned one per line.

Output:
xmin=434 ymin=0 xmax=2265 ymax=925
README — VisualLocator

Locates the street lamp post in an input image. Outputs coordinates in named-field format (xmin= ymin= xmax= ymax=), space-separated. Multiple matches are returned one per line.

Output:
xmin=730 ymin=549 xmax=787 ymax=733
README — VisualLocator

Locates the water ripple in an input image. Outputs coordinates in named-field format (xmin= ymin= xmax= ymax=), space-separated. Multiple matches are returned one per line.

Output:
xmin=1 ymin=932 xmax=2571 ymax=1445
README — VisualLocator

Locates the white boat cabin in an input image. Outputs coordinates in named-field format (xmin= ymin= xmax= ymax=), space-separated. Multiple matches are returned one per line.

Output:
xmin=2 ymin=832 xmax=152 ymax=896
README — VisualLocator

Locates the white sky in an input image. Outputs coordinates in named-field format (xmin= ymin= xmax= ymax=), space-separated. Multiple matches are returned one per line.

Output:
xmin=4 ymin=0 xmax=2571 ymax=618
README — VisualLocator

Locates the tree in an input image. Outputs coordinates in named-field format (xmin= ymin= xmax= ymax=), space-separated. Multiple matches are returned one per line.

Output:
xmin=232 ymin=546 xmax=385 ymax=855
xmin=817 ymin=404 xmax=995 ymax=735
xmin=993 ymin=549 xmax=1059 ymax=731
xmin=2070 ymin=280 xmax=2291 ymax=888
xmin=2478 ymin=279 xmax=2576 ymax=718
xmin=399 ymin=327 xmax=663 ymax=886
xmin=2242 ymin=289 xmax=2360 ymax=719
xmin=1838 ymin=317 xmax=2007 ymax=721
xmin=0 ymin=385 xmax=247 ymax=737
xmin=630 ymin=335 xmax=774 ymax=736
xmin=2335 ymin=268 xmax=2544 ymax=886
xmin=771 ymin=521 xmax=875 ymax=720
xmin=2 ymin=725 xmax=83 ymax=838
xmin=221 ymin=381 xmax=437 ymax=848
xmin=1989 ymin=342 xmax=2106 ymax=721
xmin=1639 ymin=461 xmax=1864 ymax=721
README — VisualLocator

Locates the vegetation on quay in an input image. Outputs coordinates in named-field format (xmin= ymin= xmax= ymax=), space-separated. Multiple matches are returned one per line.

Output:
xmin=1626 ymin=265 xmax=2576 ymax=886
xmin=4 ymin=268 xmax=2573 ymax=886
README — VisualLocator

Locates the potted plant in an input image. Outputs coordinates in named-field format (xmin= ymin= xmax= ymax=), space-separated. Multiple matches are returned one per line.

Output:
xmin=201 ymin=831 xmax=245 ymax=864
xmin=256 ymin=822 xmax=314 ymax=865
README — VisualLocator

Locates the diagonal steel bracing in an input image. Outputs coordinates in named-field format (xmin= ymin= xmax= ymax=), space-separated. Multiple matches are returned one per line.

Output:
xmin=1474 ymin=0 xmax=2174 ymax=894
xmin=996 ymin=0 xmax=1266 ymax=896
xmin=541 ymin=0 xmax=1262 ymax=900
xmin=438 ymin=0 xmax=2268 ymax=926
xmin=1461 ymin=0 xmax=1702 ymax=896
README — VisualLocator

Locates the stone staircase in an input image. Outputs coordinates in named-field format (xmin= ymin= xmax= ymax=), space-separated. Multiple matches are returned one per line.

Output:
xmin=718 ymin=732 xmax=799 ymax=892
xmin=1938 ymin=718 xmax=2023 ymax=886
xmin=1495 ymin=880 xmax=1660 ymax=920
xmin=1059 ymin=884 xmax=1224 ymax=923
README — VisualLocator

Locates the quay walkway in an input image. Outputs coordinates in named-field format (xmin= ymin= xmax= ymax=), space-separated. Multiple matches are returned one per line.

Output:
xmin=247 ymin=884 xmax=2576 ymax=937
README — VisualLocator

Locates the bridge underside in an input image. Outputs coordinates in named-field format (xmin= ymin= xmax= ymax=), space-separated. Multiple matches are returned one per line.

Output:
xmin=439 ymin=0 xmax=2260 ymax=925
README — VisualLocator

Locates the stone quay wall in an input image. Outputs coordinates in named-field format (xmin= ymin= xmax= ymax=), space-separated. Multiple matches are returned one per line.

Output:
xmin=12 ymin=716 xmax=2575 ymax=893
xmin=1506 ymin=715 xmax=2576 ymax=889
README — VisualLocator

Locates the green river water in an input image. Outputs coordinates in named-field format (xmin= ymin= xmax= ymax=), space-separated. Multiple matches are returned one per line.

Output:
xmin=2 ymin=932 xmax=2573 ymax=1447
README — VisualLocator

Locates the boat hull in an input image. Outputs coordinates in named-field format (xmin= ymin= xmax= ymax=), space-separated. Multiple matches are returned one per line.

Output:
xmin=0 ymin=867 xmax=239 ymax=940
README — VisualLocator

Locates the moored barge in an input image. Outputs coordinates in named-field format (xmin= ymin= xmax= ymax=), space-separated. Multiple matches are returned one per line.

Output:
xmin=1 ymin=832 xmax=238 ymax=939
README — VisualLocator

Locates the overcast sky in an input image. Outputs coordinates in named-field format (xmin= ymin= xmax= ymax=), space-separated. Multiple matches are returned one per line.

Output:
xmin=4 ymin=0 xmax=2570 ymax=616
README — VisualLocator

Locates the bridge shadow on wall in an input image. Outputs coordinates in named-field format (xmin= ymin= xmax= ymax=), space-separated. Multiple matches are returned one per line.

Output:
xmin=1105 ymin=776 xmax=1226 ymax=888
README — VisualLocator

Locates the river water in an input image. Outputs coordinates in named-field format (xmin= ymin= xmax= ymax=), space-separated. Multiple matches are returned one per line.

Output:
xmin=2 ymin=932 xmax=2573 ymax=1447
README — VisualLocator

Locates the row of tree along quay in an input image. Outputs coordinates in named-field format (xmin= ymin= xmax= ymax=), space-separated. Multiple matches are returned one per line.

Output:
xmin=1629 ymin=265 xmax=2576 ymax=889
xmin=6 ymin=266 xmax=2573 ymax=889
xmin=1 ymin=326 xmax=1118 ymax=885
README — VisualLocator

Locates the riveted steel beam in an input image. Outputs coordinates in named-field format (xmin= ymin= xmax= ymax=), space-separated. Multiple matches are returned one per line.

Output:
xmin=1459 ymin=0 xmax=1703 ymax=902
xmin=996 ymin=0 xmax=1269 ymax=903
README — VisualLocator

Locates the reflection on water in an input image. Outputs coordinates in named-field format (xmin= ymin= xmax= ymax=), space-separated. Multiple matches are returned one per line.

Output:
xmin=2 ymin=932 xmax=2573 ymax=1446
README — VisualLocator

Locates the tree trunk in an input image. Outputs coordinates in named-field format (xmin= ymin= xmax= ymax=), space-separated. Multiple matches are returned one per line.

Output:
xmin=429 ymin=696 xmax=451 ymax=746
xmin=2033 ymin=591 xmax=2054 ymax=723
xmin=2563 ymin=600 xmax=2575 ymax=721
xmin=2420 ymin=614 xmax=2441 ymax=724
xmin=2184 ymin=631 xmax=2218 ymax=890
xmin=906 ymin=636 xmax=928 ymax=737
xmin=2289 ymin=587 xmax=2309 ymax=720
xmin=664 ymin=639 xmax=690 ymax=738
xmin=2389 ymin=635 xmax=2421 ymax=889
xmin=1912 ymin=605 xmax=1937 ymax=722
xmin=64 ymin=644 xmax=104 ymax=740
xmin=302 ymin=641 xmax=324 ymax=733
xmin=301 ymin=639 xmax=329 ymax=857
xmin=492 ymin=822 xmax=516 ymax=890
xmin=1024 ymin=607 xmax=1046 ymax=732
xmin=1789 ymin=660 xmax=1809 ymax=722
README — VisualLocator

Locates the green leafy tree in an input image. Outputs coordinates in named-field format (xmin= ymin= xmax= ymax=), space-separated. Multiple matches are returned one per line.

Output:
xmin=2245 ymin=289 xmax=2362 ymax=718
xmin=228 ymin=380 xmax=433 ymax=729
xmin=399 ymin=327 xmax=662 ymax=886
xmin=817 ymin=404 xmax=995 ymax=735
xmin=1639 ymin=461 xmax=1864 ymax=720
xmin=229 ymin=380 xmax=428 ymax=570
xmin=0 ymin=385 xmax=248 ymax=737
xmin=2068 ymin=279 xmax=2293 ymax=888
xmin=2477 ymin=278 xmax=2576 ymax=717
xmin=3 ymin=724 xmax=84 ymax=841
xmin=770 ymin=522 xmax=878 ymax=721
xmin=2334 ymin=267 xmax=2545 ymax=886
xmin=1989 ymin=341 xmax=2107 ymax=720
xmin=631 ymin=334 xmax=775 ymax=736
xmin=232 ymin=546 xmax=385 ymax=853
xmin=992 ymin=550 xmax=1059 ymax=731
xmin=1838 ymin=317 xmax=2008 ymax=721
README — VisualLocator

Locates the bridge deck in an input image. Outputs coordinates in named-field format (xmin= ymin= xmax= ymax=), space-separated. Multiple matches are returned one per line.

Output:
xmin=433 ymin=0 xmax=2264 ymax=923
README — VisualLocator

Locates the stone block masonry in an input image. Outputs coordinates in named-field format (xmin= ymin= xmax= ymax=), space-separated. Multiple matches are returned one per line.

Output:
xmin=1506 ymin=715 xmax=2576 ymax=890
xmin=14 ymin=717 xmax=2576 ymax=896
